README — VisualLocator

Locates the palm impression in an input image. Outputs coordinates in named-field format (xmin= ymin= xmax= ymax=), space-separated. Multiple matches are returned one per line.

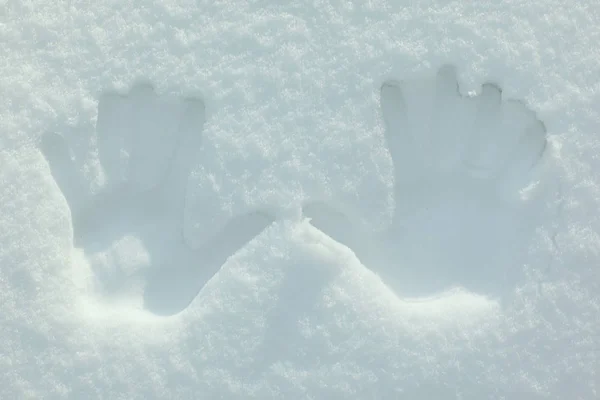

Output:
xmin=305 ymin=65 xmax=549 ymax=301
xmin=41 ymin=84 xmax=274 ymax=316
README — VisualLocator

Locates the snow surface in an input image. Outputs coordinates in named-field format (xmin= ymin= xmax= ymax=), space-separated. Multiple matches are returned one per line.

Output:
xmin=1 ymin=0 xmax=599 ymax=398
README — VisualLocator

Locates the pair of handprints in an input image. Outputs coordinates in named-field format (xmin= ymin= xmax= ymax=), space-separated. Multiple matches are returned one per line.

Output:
xmin=41 ymin=65 xmax=548 ymax=316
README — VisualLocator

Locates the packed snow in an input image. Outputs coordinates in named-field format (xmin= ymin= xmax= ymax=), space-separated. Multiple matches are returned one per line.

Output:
xmin=1 ymin=0 xmax=599 ymax=399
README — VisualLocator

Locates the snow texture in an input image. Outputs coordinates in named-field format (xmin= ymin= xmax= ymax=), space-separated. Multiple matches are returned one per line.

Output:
xmin=1 ymin=0 xmax=600 ymax=399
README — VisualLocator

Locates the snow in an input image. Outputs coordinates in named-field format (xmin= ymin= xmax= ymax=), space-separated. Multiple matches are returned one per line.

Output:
xmin=1 ymin=0 xmax=599 ymax=398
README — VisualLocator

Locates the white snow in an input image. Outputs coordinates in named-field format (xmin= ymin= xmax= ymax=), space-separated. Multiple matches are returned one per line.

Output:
xmin=1 ymin=0 xmax=599 ymax=398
